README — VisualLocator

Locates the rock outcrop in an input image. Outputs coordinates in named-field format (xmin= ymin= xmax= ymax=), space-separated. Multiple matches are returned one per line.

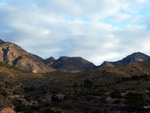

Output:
xmin=0 ymin=41 xmax=55 ymax=73
xmin=0 ymin=108 xmax=15 ymax=113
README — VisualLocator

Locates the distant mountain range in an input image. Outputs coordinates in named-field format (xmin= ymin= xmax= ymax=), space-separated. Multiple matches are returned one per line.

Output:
xmin=1 ymin=40 xmax=150 ymax=113
xmin=0 ymin=39 xmax=150 ymax=73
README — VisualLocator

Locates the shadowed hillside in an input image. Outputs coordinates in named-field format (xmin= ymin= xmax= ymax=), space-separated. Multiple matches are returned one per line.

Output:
xmin=50 ymin=56 xmax=96 ymax=72
xmin=44 ymin=57 xmax=56 ymax=66
xmin=1 ymin=58 xmax=150 ymax=113
xmin=99 ymin=52 xmax=150 ymax=68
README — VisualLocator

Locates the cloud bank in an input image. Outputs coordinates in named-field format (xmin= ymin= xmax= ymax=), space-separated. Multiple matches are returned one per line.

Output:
xmin=0 ymin=0 xmax=150 ymax=65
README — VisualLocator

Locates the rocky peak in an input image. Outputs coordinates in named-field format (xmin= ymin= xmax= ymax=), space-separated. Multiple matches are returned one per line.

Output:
xmin=0 ymin=39 xmax=5 ymax=44
xmin=99 ymin=52 xmax=150 ymax=68
xmin=44 ymin=56 xmax=56 ymax=66
xmin=58 ymin=56 xmax=88 ymax=63
xmin=100 ymin=61 xmax=115 ymax=68
xmin=119 ymin=52 xmax=150 ymax=64
xmin=51 ymin=56 xmax=96 ymax=72
xmin=48 ymin=56 xmax=56 ymax=61
xmin=0 ymin=42 xmax=55 ymax=73
xmin=124 ymin=52 xmax=150 ymax=62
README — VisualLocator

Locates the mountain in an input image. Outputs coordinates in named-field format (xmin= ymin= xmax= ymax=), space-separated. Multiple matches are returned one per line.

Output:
xmin=44 ymin=56 xmax=56 ymax=66
xmin=0 ymin=41 xmax=55 ymax=73
xmin=1 ymin=39 xmax=150 ymax=73
xmin=100 ymin=61 xmax=115 ymax=68
xmin=50 ymin=56 xmax=96 ymax=72
xmin=99 ymin=52 xmax=150 ymax=68
xmin=1 ymin=51 xmax=150 ymax=113
xmin=0 ymin=39 xmax=5 ymax=44
xmin=32 ymin=54 xmax=45 ymax=61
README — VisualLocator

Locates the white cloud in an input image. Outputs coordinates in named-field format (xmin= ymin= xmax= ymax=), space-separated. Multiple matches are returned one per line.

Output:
xmin=110 ymin=13 xmax=131 ymax=23
xmin=136 ymin=0 xmax=148 ymax=3
xmin=38 ymin=0 xmax=121 ymax=19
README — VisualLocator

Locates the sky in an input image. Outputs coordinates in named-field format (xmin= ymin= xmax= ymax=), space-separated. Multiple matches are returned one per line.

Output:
xmin=0 ymin=0 xmax=150 ymax=65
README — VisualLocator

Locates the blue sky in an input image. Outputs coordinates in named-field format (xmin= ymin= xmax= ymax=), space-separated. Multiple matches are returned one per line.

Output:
xmin=0 ymin=0 xmax=150 ymax=65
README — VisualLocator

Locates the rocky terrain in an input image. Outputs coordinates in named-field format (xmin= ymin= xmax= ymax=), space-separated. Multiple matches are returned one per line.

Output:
xmin=99 ymin=52 xmax=150 ymax=68
xmin=50 ymin=56 xmax=96 ymax=72
xmin=1 ymin=59 xmax=150 ymax=113
xmin=1 ymin=39 xmax=150 ymax=73
xmin=0 ymin=40 xmax=55 ymax=73
xmin=1 ymin=39 xmax=150 ymax=113
xmin=44 ymin=57 xmax=56 ymax=66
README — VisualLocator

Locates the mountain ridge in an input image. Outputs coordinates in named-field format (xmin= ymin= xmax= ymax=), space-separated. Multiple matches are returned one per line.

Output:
xmin=44 ymin=56 xmax=56 ymax=66
xmin=50 ymin=56 xmax=96 ymax=72
xmin=0 ymin=39 xmax=5 ymax=44
xmin=99 ymin=52 xmax=150 ymax=68
xmin=0 ymin=41 xmax=56 ymax=73
xmin=1 ymin=39 xmax=150 ymax=72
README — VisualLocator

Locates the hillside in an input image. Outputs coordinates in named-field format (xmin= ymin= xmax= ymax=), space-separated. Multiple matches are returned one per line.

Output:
xmin=1 ymin=39 xmax=150 ymax=112
xmin=1 ymin=39 xmax=150 ymax=73
xmin=44 ymin=57 xmax=56 ymax=66
xmin=1 ymin=59 xmax=150 ymax=113
xmin=0 ymin=39 xmax=5 ymax=44
xmin=0 ymin=58 xmax=150 ymax=113
xmin=51 ymin=56 xmax=96 ymax=72
xmin=0 ymin=40 xmax=55 ymax=73
xmin=99 ymin=52 xmax=150 ymax=68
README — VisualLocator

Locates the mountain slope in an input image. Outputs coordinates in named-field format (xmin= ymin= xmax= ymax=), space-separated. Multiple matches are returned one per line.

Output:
xmin=0 ymin=39 xmax=5 ymax=44
xmin=0 ymin=41 xmax=55 ymax=73
xmin=44 ymin=56 xmax=56 ymax=66
xmin=1 ymin=53 xmax=150 ymax=113
xmin=51 ymin=56 xmax=96 ymax=72
xmin=99 ymin=52 xmax=150 ymax=68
